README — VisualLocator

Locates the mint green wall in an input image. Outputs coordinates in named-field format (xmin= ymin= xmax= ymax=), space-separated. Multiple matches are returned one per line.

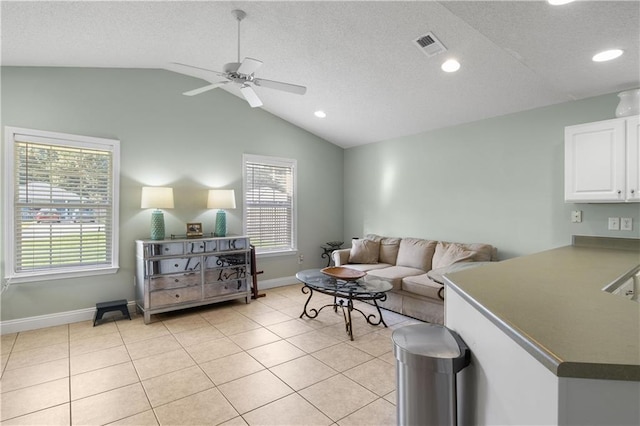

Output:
xmin=344 ymin=93 xmax=640 ymax=259
xmin=0 ymin=67 xmax=344 ymax=321
xmin=2 ymin=67 xmax=638 ymax=323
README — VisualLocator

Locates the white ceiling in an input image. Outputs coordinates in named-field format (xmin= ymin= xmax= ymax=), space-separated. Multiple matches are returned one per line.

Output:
xmin=2 ymin=1 xmax=639 ymax=148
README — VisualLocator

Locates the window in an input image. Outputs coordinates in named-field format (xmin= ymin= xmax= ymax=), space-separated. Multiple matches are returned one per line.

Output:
xmin=3 ymin=127 xmax=120 ymax=282
xmin=243 ymin=154 xmax=297 ymax=255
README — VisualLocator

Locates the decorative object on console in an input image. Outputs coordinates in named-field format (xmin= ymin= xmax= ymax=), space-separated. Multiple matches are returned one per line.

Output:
xmin=208 ymin=189 xmax=236 ymax=237
xmin=186 ymin=222 xmax=203 ymax=238
xmin=615 ymin=88 xmax=640 ymax=117
xmin=141 ymin=186 xmax=174 ymax=240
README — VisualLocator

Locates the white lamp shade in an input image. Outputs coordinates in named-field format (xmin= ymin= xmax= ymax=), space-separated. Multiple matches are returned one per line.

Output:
xmin=207 ymin=189 xmax=236 ymax=209
xmin=141 ymin=187 xmax=174 ymax=209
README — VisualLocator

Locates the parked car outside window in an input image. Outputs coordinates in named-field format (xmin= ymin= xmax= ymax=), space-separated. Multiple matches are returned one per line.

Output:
xmin=35 ymin=208 xmax=60 ymax=223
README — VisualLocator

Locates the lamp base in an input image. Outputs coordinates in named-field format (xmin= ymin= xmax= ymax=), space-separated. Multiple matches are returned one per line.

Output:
xmin=150 ymin=210 xmax=165 ymax=240
xmin=214 ymin=210 xmax=227 ymax=237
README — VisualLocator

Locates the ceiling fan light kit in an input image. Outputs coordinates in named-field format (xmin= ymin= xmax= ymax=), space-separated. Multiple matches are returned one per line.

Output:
xmin=168 ymin=9 xmax=306 ymax=108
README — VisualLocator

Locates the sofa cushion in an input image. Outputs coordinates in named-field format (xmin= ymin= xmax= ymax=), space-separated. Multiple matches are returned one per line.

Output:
xmin=402 ymin=274 xmax=444 ymax=300
xmin=379 ymin=237 xmax=401 ymax=265
xmin=432 ymin=242 xmax=475 ymax=269
xmin=396 ymin=238 xmax=437 ymax=271
xmin=367 ymin=265 xmax=425 ymax=291
xmin=341 ymin=263 xmax=393 ymax=272
xmin=349 ymin=239 xmax=380 ymax=264
xmin=363 ymin=234 xmax=401 ymax=265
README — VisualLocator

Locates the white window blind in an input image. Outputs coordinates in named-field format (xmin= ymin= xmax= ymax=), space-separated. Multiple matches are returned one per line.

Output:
xmin=243 ymin=154 xmax=297 ymax=254
xmin=4 ymin=127 xmax=120 ymax=282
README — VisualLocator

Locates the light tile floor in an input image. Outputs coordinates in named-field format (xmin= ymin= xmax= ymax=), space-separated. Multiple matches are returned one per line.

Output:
xmin=1 ymin=284 xmax=423 ymax=425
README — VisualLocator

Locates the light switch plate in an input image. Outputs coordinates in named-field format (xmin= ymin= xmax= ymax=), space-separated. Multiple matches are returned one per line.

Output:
xmin=608 ymin=217 xmax=620 ymax=230
xmin=621 ymin=217 xmax=633 ymax=231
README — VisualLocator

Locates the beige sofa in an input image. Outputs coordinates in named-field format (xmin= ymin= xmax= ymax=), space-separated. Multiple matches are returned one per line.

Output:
xmin=331 ymin=234 xmax=498 ymax=324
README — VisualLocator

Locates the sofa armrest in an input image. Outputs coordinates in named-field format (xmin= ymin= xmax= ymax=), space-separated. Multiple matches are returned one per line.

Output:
xmin=332 ymin=248 xmax=351 ymax=266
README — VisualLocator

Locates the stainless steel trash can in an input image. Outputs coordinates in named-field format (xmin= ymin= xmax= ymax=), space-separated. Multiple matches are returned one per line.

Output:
xmin=393 ymin=323 xmax=470 ymax=426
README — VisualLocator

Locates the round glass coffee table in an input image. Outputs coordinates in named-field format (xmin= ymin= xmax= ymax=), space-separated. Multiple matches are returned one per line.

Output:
xmin=295 ymin=268 xmax=393 ymax=340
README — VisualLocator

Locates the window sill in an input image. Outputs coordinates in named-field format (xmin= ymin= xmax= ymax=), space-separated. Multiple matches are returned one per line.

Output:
xmin=255 ymin=250 xmax=298 ymax=259
xmin=6 ymin=266 xmax=119 ymax=284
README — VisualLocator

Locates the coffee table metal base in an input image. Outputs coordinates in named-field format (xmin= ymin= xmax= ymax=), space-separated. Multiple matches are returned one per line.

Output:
xmin=299 ymin=284 xmax=388 ymax=341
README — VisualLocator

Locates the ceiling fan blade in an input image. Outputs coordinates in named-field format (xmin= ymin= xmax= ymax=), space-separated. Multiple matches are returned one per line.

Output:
xmin=237 ymin=57 xmax=263 ymax=75
xmin=182 ymin=81 xmax=228 ymax=96
xmin=253 ymin=78 xmax=307 ymax=95
xmin=240 ymin=85 xmax=263 ymax=108
xmin=165 ymin=62 xmax=228 ymax=82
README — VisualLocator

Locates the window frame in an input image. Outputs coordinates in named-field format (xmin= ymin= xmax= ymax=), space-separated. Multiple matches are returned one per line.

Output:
xmin=3 ymin=126 xmax=120 ymax=283
xmin=242 ymin=153 xmax=298 ymax=256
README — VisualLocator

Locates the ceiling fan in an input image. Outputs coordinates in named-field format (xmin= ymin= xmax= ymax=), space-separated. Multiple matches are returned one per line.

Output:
xmin=167 ymin=9 xmax=306 ymax=108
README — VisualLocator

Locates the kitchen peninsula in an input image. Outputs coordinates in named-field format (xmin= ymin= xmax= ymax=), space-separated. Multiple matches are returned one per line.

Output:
xmin=445 ymin=236 xmax=640 ymax=425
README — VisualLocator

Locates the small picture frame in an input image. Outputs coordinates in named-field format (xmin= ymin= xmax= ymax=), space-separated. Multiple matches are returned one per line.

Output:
xmin=186 ymin=222 xmax=203 ymax=238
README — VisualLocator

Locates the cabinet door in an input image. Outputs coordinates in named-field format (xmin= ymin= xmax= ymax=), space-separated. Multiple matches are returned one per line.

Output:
xmin=565 ymin=119 xmax=626 ymax=202
xmin=626 ymin=116 xmax=640 ymax=201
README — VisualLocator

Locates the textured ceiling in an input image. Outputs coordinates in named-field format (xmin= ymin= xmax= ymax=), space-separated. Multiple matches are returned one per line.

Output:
xmin=2 ymin=1 xmax=639 ymax=148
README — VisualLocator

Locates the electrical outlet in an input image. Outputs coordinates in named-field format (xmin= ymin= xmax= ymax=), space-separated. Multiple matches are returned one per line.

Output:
xmin=571 ymin=210 xmax=582 ymax=223
xmin=621 ymin=217 xmax=633 ymax=231
xmin=298 ymin=254 xmax=304 ymax=264
xmin=608 ymin=217 xmax=620 ymax=230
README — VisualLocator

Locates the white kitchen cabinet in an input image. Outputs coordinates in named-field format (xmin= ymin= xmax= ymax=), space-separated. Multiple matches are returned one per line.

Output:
xmin=626 ymin=116 xmax=640 ymax=201
xmin=565 ymin=115 xmax=639 ymax=202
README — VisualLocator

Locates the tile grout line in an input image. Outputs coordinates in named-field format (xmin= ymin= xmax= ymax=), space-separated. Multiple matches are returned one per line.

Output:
xmin=117 ymin=319 xmax=161 ymax=426
xmin=3 ymin=286 xmax=408 ymax=425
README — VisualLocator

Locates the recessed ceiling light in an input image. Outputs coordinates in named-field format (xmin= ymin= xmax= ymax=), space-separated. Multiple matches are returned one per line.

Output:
xmin=592 ymin=49 xmax=624 ymax=62
xmin=548 ymin=0 xmax=575 ymax=5
xmin=314 ymin=110 xmax=327 ymax=118
xmin=441 ymin=59 xmax=461 ymax=73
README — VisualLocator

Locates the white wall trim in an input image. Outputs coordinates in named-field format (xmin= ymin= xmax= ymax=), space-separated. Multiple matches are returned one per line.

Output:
xmin=258 ymin=275 xmax=297 ymax=290
xmin=0 ymin=277 xmax=299 ymax=334
xmin=0 ymin=301 xmax=136 ymax=335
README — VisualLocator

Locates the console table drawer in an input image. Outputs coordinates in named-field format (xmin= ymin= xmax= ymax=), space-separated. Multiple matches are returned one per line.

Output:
xmin=150 ymin=286 xmax=201 ymax=307
xmin=204 ymin=267 xmax=247 ymax=284
xmin=204 ymin=280 xmax=247 ymax=298
xmin=149 ymin=273 xmax=200 ymax=291
xmin=147 ymin=257 xmax=201 ymax=275
xmin=146 ymin=242 xmax=184 ymax=257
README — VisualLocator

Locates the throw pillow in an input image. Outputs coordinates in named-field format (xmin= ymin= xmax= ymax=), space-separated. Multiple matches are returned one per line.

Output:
xmin=349 ymin=239 xmax=380 ymax=264
xmin=432 ymin=242 xmax=476 ymax=269
xmin=379 ymin=237 xmax=401 ymax=265
xmin=395 ymin=238 xmax=437 ymax=271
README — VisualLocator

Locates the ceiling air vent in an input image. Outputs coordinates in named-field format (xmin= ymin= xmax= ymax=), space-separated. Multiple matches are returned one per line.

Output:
xmin=413 ymin=32 xmax=447 ymax=58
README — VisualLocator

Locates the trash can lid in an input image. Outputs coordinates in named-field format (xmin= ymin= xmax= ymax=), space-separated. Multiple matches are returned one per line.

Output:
xmin=392 ymin=323 xmax=461 ymax=359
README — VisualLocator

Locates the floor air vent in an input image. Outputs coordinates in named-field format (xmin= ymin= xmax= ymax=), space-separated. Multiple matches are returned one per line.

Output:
xmin=413 ymin=32 xmax=447 ymax=58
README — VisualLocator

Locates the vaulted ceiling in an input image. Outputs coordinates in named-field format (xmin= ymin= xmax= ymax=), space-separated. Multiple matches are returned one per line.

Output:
xmin=2 ymin=1 xmax=639 ymax=148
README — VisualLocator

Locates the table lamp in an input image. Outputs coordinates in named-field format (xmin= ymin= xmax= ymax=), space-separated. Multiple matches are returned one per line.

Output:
xmin=207 ymin=189 xmax=236 ymax=237
xmin=141 ymin=186 xmax=174 ymax=240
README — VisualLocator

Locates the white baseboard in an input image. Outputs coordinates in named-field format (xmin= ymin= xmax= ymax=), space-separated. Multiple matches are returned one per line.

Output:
xmin=0 ymin=301 xmax=137 ymax=335
xmin=257 ymin=275 xmax=298 ymax=290
xmin=0 ymin=277 xmax=299 ymax=335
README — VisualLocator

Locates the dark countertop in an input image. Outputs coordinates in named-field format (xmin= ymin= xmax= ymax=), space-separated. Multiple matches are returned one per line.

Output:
xmin=444 ymin=236 xmax=640 ymax=381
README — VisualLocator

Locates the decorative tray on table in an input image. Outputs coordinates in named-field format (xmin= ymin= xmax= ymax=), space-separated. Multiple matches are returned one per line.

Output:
xmin=321 ymin=267 xmax=366 ymax=281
